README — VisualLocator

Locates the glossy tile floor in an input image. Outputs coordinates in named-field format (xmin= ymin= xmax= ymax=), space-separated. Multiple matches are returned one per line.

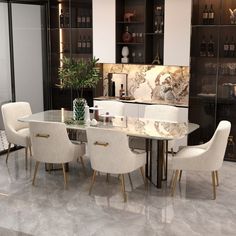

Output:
xmin=0 ymin=149 xmax=236 ymax=236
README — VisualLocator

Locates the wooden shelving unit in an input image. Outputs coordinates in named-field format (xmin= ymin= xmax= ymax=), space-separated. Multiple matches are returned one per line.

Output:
xmin=49 ymin=0 xmax=94 ymax=109
xmin=115 ymin=0 xmax=165 ymax=65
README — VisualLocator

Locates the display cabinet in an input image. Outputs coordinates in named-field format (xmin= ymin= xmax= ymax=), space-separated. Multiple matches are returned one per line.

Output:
xmin=116 ymin=0 xmax=164 ymax=65
xmin=49 ymin=0 xmax=94 ymax=109
xmin=189 ymin=0 xmax=236 ymax=161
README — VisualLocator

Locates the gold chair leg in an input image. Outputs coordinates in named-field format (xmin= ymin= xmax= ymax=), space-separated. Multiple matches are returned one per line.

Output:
xmin=179 ymin=170 xmax=182 ymax=182
xmin=169 ymin=170 xmax=175 ymax=188
xmin=171 ymin=170 xmax=179 ymax=197
xmin=25 ymin=147 xmax=28 ymax=170
xmin=128 ymin=173 xmax=133 ymax=189
xmin=32 ymin=161 xmax=40 ymax=186
xmin=215 ymin=170 xmax=219 ymax=186
xmin=120 ymin=174 xmax=127 ymax=202
xmin=79 ymin=156 xmax=87 ymax=176
xmin=5 ymin=143 xmax=11 ymax=163
xmin=140 ymin=166 xmax=147 ymax=189
xmin=211 ymin=171 xmax=216 ymax=200
xmin=29 ymin=146 xmax=32 ymax=156
xmin=62 ymin=163 xmax=67 ymax=188
xmin=89 ymin=170 xmax=97 ymax=195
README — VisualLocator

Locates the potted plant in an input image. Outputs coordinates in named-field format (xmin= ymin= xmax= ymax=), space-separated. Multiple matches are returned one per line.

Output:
xmin=58 ymin=57 xmax=100 ymax=122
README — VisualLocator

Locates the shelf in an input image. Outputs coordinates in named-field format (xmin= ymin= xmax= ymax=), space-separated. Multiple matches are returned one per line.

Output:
xmin=50 ymin=27 xmax=92 ymax=30
xmin=191 ymin=56 xmax=218 ymax=59
xmin=116 ymin=21 xmax=144 ymax=24
xmin=116 ymin=42 xmax=144 ymax=45
xmin=192 ymin=24 xmax=236 ymax=28
xmin=115 ymin=0 xmax=164 ymax=65
xmin=145 ymin=32 xmax=164 ymax=36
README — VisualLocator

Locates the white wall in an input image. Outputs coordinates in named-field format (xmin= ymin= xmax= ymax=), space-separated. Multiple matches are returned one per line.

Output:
xmin=0 ymin=3 xmax=12 ymax=102
xmin=12 ymin=4 xmax=44 ymax=113
xmin=93 ymin=0 xmax=116 ymax=63
xmin=164 ymin=0 xmax=192 ymax=66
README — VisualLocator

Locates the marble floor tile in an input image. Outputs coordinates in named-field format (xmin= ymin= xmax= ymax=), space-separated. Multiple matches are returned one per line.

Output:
xmin=0 ymin=149 xmax=236 ymax=235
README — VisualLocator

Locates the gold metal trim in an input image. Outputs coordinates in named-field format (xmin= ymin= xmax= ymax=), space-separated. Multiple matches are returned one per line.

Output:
xmin=212 ymin=171 xmax=216 ymax=200
xmin=35 ymin=133 xmax=50 ymax=138
xmin=94 ymin=141 xmax=109 ymax=147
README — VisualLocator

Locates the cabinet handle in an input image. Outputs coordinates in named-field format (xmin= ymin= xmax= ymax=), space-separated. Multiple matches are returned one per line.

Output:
xmin=35 ymin=133 xmax=50 ymax=138
xmin=94 ymin=141 xmax=109 ymax=147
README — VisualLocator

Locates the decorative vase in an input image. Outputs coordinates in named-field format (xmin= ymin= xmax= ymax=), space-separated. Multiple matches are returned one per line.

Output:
xmin=121 ymin=46 xmax=129 ymax=63
xmin=73 ymin=98 xmax=87 ymax=122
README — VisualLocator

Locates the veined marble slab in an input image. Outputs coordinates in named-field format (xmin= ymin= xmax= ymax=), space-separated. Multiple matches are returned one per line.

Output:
xmin=103 ymin=64 xmax=189 ymax=107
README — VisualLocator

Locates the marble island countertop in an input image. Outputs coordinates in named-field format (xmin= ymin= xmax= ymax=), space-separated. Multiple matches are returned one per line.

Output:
xmin=94 ymin=96 xmax=188 ymax=107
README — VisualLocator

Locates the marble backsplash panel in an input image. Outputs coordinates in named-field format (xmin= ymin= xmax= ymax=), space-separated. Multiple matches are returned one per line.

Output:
xmin=102 ymin=64 xmax=189 ymax=107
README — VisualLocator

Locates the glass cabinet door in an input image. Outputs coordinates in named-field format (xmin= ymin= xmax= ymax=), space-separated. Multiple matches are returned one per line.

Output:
xmin=189 ymin=0 xmax=236 ymax=161
xmin=0 ymin=2 xmax=12 ymax=104
xmin=50 ymin=0 xmax=94 ymax=109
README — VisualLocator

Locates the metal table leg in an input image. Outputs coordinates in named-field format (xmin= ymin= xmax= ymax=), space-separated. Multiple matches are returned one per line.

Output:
xmin=145 ymin=139 xmax=165 ymax=188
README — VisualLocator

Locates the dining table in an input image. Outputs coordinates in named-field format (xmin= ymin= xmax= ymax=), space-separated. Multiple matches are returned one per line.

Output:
xmin=19 ymin=109 xmax=199 ymax=188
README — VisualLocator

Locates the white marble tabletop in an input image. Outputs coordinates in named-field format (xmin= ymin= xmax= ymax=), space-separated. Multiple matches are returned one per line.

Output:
xmin=19 ymin=109 xmax=199 ymax=140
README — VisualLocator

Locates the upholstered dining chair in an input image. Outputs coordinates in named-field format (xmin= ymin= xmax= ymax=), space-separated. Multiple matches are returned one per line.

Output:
xmin=93 ymin=100 xmax=125 ymax=116
xmin=1 ymin=102 xmax=32 ymax=169
xmin=171 ymin=120 xmax=231 ymax=200
xmin=144 ymin=104 xmax=182 ymax=153
xmin=29 ymin=121 xmax=86 ymax=187
xmin=86 ymin=127 xmax=146 ymax=202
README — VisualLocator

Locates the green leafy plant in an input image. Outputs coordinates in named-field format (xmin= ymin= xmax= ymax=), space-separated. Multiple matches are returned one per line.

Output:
xmin=58 ymin=57 xmax=100 ymax=98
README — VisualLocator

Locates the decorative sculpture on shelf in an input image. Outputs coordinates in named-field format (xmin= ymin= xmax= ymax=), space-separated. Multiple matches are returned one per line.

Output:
xmin=121 ymin=46 xmax=129 ymax=63
xmin=229 ymin=8 xmax=236 ymax=24
xmin=124 ymin=10 xmax=136 ymax=22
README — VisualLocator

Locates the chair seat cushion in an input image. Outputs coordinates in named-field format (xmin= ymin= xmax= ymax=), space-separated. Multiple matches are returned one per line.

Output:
xmin=12 ymin=128 xmax=30 ymax=147
xmin=172 ymin=147 xmax=207 ymax=171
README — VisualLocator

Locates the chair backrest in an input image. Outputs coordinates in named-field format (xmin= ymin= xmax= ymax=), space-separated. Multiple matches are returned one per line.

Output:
xmin=94 ymin=100 xmax=125 ymax=116
xmin=144 ymin=104 xmax=181 ymax=122
xmin=29 ymin=121 xmax=74 ymax=163
xmin=86 ymin=127 xmax=137 ymax=174
xmin=1 ymin=102 xmax=32 ymax=141
xmin=205 ymin=120 xmax=231 ymax=170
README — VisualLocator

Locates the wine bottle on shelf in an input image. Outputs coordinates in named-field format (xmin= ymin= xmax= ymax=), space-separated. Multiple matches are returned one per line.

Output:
xmin=119 ymin=84 xmax=125 ymax=99
xmin=77 ymin=10 xmax=82 ymax=28
xmin=122 ymin=26 xmax=132 ymax=43
xmin=59 ymin=9 xmax=65 ymax=28
xmin=202 ymin=4 xmax=208 ymax=25
xmin=65 ymin=9 xmax=70 ymax=27
xmin=224 ymin=36 xmax=229 ymax=57
xmin=86 ymin=36 xmax=92 ymax=54
xmin=77 ymin=36 xmax=82 ymax=53
xmin=200 ymin=35 xmax=207 ymax=57
xmin=81 ymin=11 xmax=86 ymax=28
xmin=112 ymin=81 xmax=115 ymax=97
xmin=208 ymin=4 xmax=215 ymax=25
xmin=207 ymin=35 xmax=215 ymax=57
xmin=132 ymin=52 xmax=136 ymax=63
xmin=86 ymin=10 xmax=91 ymax=28
xmin=82 ymin=36 xmax=87 ymax=53
xmin=229 ymin=36 xmax=235 ymax=57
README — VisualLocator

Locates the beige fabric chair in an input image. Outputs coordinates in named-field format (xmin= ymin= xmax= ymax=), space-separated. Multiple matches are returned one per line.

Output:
xmin=1 ymin=102 xmax=32 ymax=169
xmin=94 ymin=100 xmax=125 ymax=116
xmin=171 ymin=120 xmax=231 ymax=199
xmin=29 ymin=121 xmax=86 ymax=187
xmin=144 ymin=104 xmax=182 ymax=153
xmin=86 ymin=127 xmax=146 ymax=202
